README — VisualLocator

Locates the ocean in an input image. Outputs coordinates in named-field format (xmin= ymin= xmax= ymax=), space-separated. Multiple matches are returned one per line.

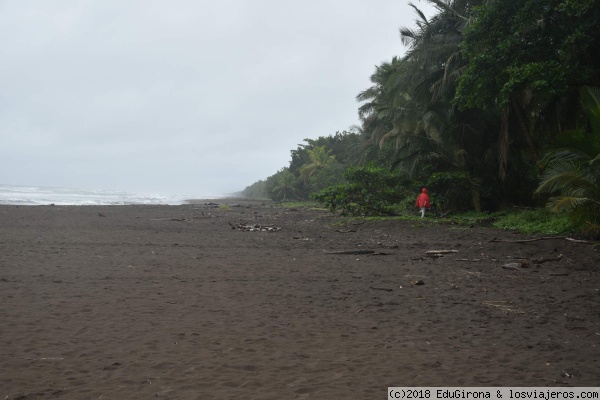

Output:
xmin=0 ymin=184 xmax=208 ymax=206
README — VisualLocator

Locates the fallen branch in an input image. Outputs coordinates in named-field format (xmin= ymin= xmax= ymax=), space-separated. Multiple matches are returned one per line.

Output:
xmin=490 ymin=236 xmax=565 ymax=243
xmin=491 ymin=236 xmax=592 ymax=244
xmin=502 ymin=262 xmax=527 ymax=271
xmin=324 ymin=249 xmax=375 ymax=255
xmin=565 ymin=237 xmax=591 ymax=244
xmin=426 ymin=250 xmax=459 ymax=254
xmin=531 ymin=254 xmax=563 ymax=264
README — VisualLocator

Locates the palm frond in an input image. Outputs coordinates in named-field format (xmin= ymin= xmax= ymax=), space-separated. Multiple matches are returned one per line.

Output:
xmin=580 ymin=86 xmax=600 ymax=135
xmin=537 ymin=169 xmax=597 ymax=196
xmin=545 ymin=196 xmax=584 ymax=213
xmin=408 ymin=2 xmax=429 ymax=25
xmin=426 ymin=0 xmax=468 ymax=21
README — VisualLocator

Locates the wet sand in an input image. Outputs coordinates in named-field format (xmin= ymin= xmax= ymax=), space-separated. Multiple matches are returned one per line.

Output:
xmin=0 ymin=201 xmax=598 ymax=399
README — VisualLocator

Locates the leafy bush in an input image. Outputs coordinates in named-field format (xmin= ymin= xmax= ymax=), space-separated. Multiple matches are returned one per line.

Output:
xmin=312 ymin=166 xmax=402 ymax=216
xmin=491 ymin=209 xmax=575 ymax=235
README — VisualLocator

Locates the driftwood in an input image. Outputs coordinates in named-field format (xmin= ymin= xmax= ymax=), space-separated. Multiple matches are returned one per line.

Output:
xmin=324 ymin=249 xmax=395 ymax=256
xmin=565 ymin=237 xmax=592 ymax=243
xmin=531 ymin=254 xmax=563 ymax=264
xmin=229 ymin=223 xmax=281 ymax=232
xmin=501 ymin=254 xmax=564 ymax=271
xmin=426 ymin=250 xmax=459 ymax=254
xmin=502 ymin=262 xmax=528 ymax=271
xmin=153 ymin=217 xmax=190 ymax=222
xmin=490 ymin=236 xmax=591 ymax=244
xmin=324 ymin=249 xmax=375 ymax=255
xmin=426 ymin=250 xmax=459 ymax=257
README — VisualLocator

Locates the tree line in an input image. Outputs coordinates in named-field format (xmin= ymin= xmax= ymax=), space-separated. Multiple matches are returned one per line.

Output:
xmin=239 ymin=0 xmax=600 ymax=236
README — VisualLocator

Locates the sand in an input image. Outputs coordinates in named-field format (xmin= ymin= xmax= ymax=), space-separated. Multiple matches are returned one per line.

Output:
xmin=0 ymin=201 xmax=598 ymax=399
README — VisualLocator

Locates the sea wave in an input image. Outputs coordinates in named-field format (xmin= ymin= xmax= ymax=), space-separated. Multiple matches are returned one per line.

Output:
xmin=0 ymin=184 xmax=190 ymax=206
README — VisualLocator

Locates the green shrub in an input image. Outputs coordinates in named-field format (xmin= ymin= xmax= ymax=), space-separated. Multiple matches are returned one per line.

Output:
xmin=312 ymin=166 xmax=402 ymax=216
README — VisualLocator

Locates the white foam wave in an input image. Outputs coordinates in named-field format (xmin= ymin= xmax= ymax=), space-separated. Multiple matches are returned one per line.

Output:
xmin=0 ymin=184 xmax=190 ymax=206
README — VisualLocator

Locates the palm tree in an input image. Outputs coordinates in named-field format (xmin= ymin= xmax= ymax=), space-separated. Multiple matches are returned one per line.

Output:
xmin=356 ymin=56 xmax=406 ymax=150
xmin=271 ymin=169 xmax=299 ymax=201
xmin=357 ymin=0 xmax=479 ymax=158
xmin=299 ymin=146 xmax=337 ymax=184
xmin=535 ymin=87 xmax=600 ymax=235
xmin=401 ymin=0 xmax=477 ymax=104
xmin=359 ymin=0 xmax=559 ymax=210
xmin=369 ymin=1 xmax=492 ymax=209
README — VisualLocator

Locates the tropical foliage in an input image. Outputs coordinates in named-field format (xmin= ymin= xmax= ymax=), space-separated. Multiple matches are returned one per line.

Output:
xmin=299 ymin=146 xmax=337 ymax=186
xmin=535 ymin=87 xmax=600 ymax=235
xmin=239 ymin=0 xmax=600 ymax=235
xmin=312 ymin=166 xmax=404 ymax=216
xmin=269 ymin=169 xmax=299 ymax=201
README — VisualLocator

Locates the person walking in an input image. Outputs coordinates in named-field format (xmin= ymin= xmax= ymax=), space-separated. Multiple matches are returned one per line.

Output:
xmin=415 ymin=188 xmax=431 ymax=218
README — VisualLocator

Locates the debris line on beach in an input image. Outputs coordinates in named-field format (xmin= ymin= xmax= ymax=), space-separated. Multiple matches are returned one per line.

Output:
xmin=229 ymin=223 xmax=281 ymax=232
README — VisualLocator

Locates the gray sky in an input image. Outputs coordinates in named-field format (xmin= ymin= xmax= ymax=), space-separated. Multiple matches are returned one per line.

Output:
xmin=0 ymin=0 xmax=435 ymax=198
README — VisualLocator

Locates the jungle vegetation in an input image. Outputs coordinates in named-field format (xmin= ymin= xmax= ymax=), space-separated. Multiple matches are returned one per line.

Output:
xmin=238 ymin=0 xmax=600 ymax=237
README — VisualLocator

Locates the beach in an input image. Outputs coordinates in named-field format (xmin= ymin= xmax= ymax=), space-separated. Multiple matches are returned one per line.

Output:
xmin=0 ymin=201 xmax=598 ymax=399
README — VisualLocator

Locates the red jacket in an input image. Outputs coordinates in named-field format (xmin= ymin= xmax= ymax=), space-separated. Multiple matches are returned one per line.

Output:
xmin=415 ymin=188 xmax=430 ymax=208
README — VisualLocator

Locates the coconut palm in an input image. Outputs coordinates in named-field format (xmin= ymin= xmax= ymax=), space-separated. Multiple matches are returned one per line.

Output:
xmin=380 ymin=1 xmax=494 ymax=209
xmin=401 ymin=0 xmax=477 ymax=104
xmin=270 ymin=169 xmax=300 ymax=201
xmin=535 ymin=87 xmax=600 ymax=235
xmin=299 ymin=146 xmax=337 ymax=185
xmin=357 ymin=0 xmax=553 ymax=210
xmin=356 ymin=56 xmax=406 ymax=150
xmin=358 ymin=0 xmax=480 ymax=161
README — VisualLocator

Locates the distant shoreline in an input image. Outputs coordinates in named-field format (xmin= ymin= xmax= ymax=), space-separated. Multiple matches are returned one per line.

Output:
xmin=185 ymin=197 xmax=274 ymax=206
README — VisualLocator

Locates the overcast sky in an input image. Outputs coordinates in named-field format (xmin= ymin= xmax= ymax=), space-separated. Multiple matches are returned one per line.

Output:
xmin=0 ymin=0 xmax=435 ymax=198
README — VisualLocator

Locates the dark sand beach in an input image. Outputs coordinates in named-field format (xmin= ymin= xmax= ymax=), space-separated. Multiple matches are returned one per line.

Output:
xmin=1 ymin=201 xmax=599 ymax=399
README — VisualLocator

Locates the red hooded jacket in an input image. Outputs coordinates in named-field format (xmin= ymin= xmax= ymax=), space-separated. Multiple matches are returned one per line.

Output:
xmin=415 ymin=188 xmax=430 ymax=208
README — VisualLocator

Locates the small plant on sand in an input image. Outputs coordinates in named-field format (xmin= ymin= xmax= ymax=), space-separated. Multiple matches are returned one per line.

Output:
xmin=491 ymin=209 xmax=575 ymax=235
